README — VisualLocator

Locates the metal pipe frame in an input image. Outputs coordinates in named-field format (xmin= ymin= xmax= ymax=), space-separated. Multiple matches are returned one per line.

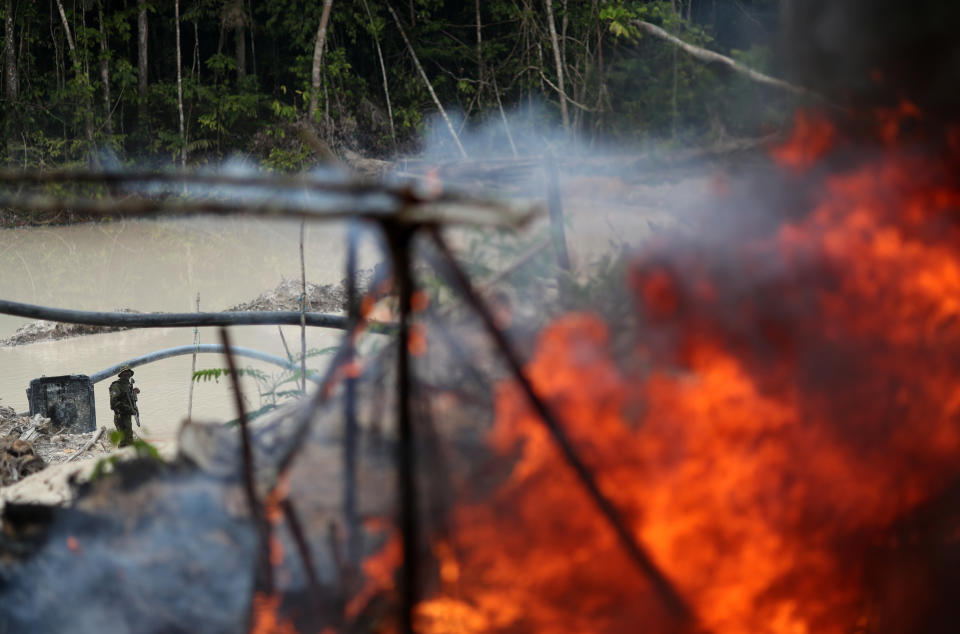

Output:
xmin=0 ymin=298 xmax=396 ymax=333
xmin=0 ymin=166 xmax=695 ymax=628
xmin=88 ymin=344 xmax=320 ymax=384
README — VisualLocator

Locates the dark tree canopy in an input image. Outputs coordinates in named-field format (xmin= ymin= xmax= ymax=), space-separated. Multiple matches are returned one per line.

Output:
xmin=0 ymin=1 xmax=854 ymax=169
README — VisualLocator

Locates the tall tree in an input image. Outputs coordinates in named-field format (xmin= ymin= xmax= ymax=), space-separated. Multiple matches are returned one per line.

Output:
xmin=220 ymin=0 xmax=246 ymax=81
xmin=307 ymin=0 xmax=334 ymax=122
xmin=97 ymin=0 xmax=112 ymax=137
xmin=360 ymin=0 xmax=396 ymax=146
xmin=137 ymin=0 xmax=148 ymax=128
xmin=54 ymin=0 xmax=97 ymax=153
xmin=386 ymin=2 xmax=467 ymax=158
xmin=4 ymin=0 xmax=16 ymax=102
xmin=545 ymin=0 xmax=569 ymax=132
xmin=475 ymin=0 xmax=484 ymax=102
xmin=175 ymin=0 xmax=186 ymax=165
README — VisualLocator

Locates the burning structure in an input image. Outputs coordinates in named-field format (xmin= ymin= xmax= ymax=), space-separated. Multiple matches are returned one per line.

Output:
xmin=3 ymin=1 xmax=960 ymax=632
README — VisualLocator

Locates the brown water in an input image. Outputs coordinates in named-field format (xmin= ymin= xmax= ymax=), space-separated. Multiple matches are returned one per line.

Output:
xmin=0 ymin=217 xmax=378 ymax=445
xmin=0 ymin=178 xmax=697 ymax=446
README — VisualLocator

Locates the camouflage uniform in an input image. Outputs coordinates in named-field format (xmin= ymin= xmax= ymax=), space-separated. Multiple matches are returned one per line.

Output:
xmin=109 ymin=365 xmax=138 ymax=447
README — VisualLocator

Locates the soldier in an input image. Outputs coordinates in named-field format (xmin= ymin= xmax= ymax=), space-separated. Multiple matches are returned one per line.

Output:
xmin=109 ymin=365 xmax=140 ymax=447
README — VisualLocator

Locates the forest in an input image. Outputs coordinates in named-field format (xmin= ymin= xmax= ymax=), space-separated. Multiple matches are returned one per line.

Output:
xmin=0 ymin=0 xmax=795 ymax=170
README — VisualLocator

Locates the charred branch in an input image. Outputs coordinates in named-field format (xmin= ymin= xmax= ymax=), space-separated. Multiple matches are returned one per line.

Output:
xmin=280 ymin=498 xmax=323 ymax=618
xmin=219 ymin=328 xmax=274 ymax=596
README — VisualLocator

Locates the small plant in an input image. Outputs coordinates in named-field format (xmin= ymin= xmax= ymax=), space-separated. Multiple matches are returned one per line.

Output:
xmin=192 ymin=350 xmax=336 ymax=424
xmin=90 ymin=432 xmax=163 ymax=480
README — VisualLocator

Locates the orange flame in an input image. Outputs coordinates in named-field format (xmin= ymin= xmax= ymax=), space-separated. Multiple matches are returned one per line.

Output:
xmin=250 ymin=593 xmax=297 ymax=634
xmin=772 ymin=111 xmax=837 ymax=169
xmin=408 ymin=324 xmax=428 ymax=357
xmin=352 ymin=111 xmax=960 ymax=632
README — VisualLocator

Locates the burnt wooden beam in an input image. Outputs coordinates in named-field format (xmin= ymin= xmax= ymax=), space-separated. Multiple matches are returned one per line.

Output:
xmin=383 ymin=221 xmax=419 ymax=634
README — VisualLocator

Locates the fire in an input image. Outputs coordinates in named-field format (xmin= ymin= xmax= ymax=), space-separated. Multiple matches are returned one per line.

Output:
xmin=249 ymin=477 xmax=297 ymax=634
xmin=250 ymin=593 xmax=297 ymax=634
xmin=350 ymin=110 xmax=960 ymax=632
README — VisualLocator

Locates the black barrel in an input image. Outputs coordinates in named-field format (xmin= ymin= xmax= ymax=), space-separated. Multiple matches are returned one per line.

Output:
xmin=27 ymin=375 xmax=96 ymax=432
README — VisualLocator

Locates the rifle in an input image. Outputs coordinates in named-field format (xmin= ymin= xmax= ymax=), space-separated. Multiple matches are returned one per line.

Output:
xmin=129 ymin=378 xmax=142 ymax=428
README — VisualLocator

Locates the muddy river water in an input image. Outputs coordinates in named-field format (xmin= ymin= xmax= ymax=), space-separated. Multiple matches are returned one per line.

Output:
xmin=0 ymin=173 xmax=700 ymax=450
xmin=0 ymin=217 xmax=379 ymax=448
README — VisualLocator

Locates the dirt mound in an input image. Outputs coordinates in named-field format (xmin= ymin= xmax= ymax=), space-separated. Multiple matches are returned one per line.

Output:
xmin=226 ymin=271 xmax=375 ymax=314
xmin=1 ymin=273 xmax=377 ymax=348
xmin=0 ymin=310 xmax=139 ymax=347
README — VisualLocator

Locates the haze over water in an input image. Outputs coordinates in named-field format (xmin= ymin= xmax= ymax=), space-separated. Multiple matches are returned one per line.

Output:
xmin=0 ymin=216 xmax=377 ymax=445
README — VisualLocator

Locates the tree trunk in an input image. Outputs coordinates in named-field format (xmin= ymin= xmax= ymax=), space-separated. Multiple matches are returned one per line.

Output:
xmin=246 ymin=0 xmax=256 ymax=77
xmin=235 ymin=23 xmax=245 ymax=80
xmin=97 ymin=0 xmax=112 ymax=137
xmin=360 ymin=0 xmax=395 ymax=147
xmin=386 ymin=2 xmax=468 ymax=158
xmin=137 ymin=0 xmax=148 ymax=128
xmin=54 ymin=0 xmax=97 ymax=155
xmin=475 ymin=0 xmax=484 ymax=102
xmin=670 ymin=0 xmax=678 ymax=139
xmin=4 ymin=0 xmax=17 ymax=102
xmin=175 ymin=0 xmax=186 ymax=165
xmin=560 ymin=0 xmax=568 ymax=96
xmin=307 ymin=0 xmax=334 ymax=122
xmin=193 ymin=20 xmax=199 ymax=83
xmin=544 ymin=0 xmax=569 ymax=132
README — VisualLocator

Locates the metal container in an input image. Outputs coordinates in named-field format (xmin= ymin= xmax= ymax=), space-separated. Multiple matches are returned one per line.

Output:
xmin=27 ymin=375 xmax=96 ymax=432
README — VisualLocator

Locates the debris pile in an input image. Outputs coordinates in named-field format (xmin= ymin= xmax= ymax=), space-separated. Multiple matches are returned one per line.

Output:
xmin=0 ymin=309 xmax=139 ymax=346
xmin=0 ymin=436 xmax=46 ymax=486
xmin=226 ymin=270 xmax=376 ymax=314
xmin=0 ymin=273 xmax=378 ymax=348
xmin=0 ymin=406 xmax=110 ymax=480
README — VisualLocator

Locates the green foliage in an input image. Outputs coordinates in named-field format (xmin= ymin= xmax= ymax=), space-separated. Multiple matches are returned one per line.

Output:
xmin=0 ymin=0 xmax=790 ymax=172
xmin=91 ymin=434 xmax=163 ymax=480
xmin=191 ymin=348 xmax=335 ymax=423
xmin=264 ymin=144 xmax=311 ymax=171
xmin=192 ymin=367 xmax=270 ymax=384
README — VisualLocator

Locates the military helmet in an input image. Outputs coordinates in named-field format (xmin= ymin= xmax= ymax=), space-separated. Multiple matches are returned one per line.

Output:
xmin=118 ymin=364 xmax=134 ymax=377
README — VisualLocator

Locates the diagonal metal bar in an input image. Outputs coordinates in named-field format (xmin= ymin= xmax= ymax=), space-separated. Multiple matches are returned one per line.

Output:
xmin=383 ymin=222 xmax=419 ymax=634
xmin=280 ymin=498 xmax=323 ymax=621
xmin=426 ymin=229 xmax=692 ymax=622
xmin=344 ymin=221 xmax=361 ymax=566
xmin=219 ymin=327 xmax=274 ymax=596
